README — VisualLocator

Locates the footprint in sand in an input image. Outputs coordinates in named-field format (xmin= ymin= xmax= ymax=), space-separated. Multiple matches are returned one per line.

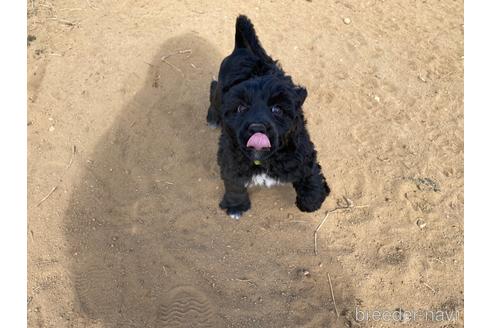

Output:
xmin=156 ymin=286 xmax=217 ymax=328
xmin=74 ymin=264 xmax=121 ymax=320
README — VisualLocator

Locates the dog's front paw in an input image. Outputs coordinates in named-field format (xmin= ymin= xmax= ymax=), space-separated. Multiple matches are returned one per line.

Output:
xmin=220 ymin=200 xmax=250 ymax=220
xmin=226 ymin=208 xmax=243 ymax=220
xmin=221 ymin=203 xmax=251 ymax=220
xmin=295 ymin=184 xmax=329 ymax=213
xmin=296 ymin=196 xmax=323 ymax=213
xmin=206 ymin=107 xmax=220 ymax=128
xmin=294 ymin=173 xmax=330 ymax=213
xmin=207 ymin=121 xmax=219 ymax=129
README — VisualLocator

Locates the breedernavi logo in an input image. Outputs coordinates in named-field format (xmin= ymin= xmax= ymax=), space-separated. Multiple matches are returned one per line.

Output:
xmin=355 ymin=307 xmax=460 ymax=322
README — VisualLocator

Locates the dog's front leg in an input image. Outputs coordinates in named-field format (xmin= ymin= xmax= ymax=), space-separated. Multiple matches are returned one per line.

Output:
xmin=219 ymin=179 xmax=251 ymax=219
xmin=206 ymin=80 xmax=221 ymax=128
xmin=293 ymin=169 xmax=330 ymax=213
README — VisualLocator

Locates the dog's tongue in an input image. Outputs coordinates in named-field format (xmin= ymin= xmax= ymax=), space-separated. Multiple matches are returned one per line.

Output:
xmin=246 ymin=132 xmax=271 ymax=150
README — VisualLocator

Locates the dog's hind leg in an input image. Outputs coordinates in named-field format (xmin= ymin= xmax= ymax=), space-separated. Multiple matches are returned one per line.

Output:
xmin=206 ymin=80 xmax=221 ymax=128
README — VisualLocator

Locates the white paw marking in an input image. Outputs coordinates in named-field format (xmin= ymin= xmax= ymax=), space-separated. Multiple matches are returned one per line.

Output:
xmin=229 ymin=213 xmax=241 ymax=220
xmin=245 ymin=173 xmax=282 ymax=188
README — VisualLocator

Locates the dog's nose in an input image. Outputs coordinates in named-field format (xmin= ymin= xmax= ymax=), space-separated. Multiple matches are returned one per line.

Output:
xmin=248 ymin=123 xmax=266 ymax=134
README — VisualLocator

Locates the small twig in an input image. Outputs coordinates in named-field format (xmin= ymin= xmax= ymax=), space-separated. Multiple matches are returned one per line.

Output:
xmin=161 ymin=49 xmax=192 ymax=61
xmin=423 ymin=282 xmax=436 ymax=293
xmin=189 ymin=9 xmax=205 ymax=14
xmin=342 ymin=195 xmax=353 ymax=207
xmin=160 ymin=49 xmax=192 ymax=78
xmin=431 ymin=257 xmax=444 ymax=264
xmin=39 ymin=2 xmax=54 ymax=10
xmin=36 ymin=145 xmax=77 ymax=207
xmin=314 ymin=200 xmax=368 ymax=255
xmin=86 ymin=0 xmax=97 ymax=10
xmin=48 ymin=17 xmax=77 ymax=26
xmin=59 ymin=8 xmax=84 ymax=12
xmin=155 ymin=180 xmax=174 ymax=185
xmin=162 ymin=59 xmax=184 ymax=78
xmin=233 ymin=278 xmax=256 ymax=287
xmin=67 ymin=145 xmax=76 ymax=169
xmin=327 ymin=272 xmax=339 ymax=318
xmin=58 ymin=19 xmax=76 ymax=26
xmin=314 ymin=211 xmax=330 ymax=255
xmin=36 ymin=186 xmax=58 ymax=207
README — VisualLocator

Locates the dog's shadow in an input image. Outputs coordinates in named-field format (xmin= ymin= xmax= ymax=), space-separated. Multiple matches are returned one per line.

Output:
xmin=64 ymin=34 xmax=355 ymax=327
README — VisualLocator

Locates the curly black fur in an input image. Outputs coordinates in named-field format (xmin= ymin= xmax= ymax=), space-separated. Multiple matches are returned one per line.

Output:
xmin=207 ymin=15 xmax=330 ymax=219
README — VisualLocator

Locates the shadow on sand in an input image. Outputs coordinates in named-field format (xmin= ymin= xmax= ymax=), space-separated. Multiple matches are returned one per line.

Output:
xmin=64 ymin=33 xmax=355 ymax=327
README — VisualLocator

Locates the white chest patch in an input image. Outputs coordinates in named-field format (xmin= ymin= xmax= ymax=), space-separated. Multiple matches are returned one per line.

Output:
xmin=245 ymin=174 xmax=282 ymax=188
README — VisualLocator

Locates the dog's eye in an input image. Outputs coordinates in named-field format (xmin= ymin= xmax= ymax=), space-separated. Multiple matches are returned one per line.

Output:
xmin=237 ymin=105 xmax=247 ymax=113
xmin=271 ymin=105 xmax=282 ymax=114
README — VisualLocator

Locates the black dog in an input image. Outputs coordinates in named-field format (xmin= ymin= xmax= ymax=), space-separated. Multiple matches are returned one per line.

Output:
xmin=207 ymin=15 xmax=330 ymax=219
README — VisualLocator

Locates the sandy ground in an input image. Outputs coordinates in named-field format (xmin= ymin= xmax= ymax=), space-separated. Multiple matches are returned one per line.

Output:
xmin=27 ymin=1 xmax=463 ymax=327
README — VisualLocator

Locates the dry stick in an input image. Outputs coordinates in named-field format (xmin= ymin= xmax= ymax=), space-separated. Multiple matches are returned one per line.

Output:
xmin=326 ymin=272 xmax=339 ymax=318
xmin=189 ymin=9 xmax=205 ymax=14
xmin=36 ymin=186 xmax=58 ymax=207
xmin=314 ymin=201 xmax=368 ymax=255
xmin=36 ymin=145 xmax=77 ymax=207
xmin=161 ymin=49 xmax=192 ymax=61
xmin=314 ymin=211 xmax=331 ymax=255
xmin=86 ymin=0 xmax=97 ymax=10
xmin=160 ymin=49 xmax=192 ymax=78
xmin=48 ymin=17 xmax=77 ymax=26
xmin=162 ymin=59 xmax=184 ymax=77
xmin=67 ymin=145 xmax=76 ymax=169
xmin=39 ymin=2 xmax=53 ymax=10
xmin=234 ymin=278 xmax=256 ymax=287
xmin=59 ymin=8 xmax=83 ymax=12
xmin=423 ymin=282 xmax=436 ymax=293
xmin=433 ymin=257 xmax=444 ymax=264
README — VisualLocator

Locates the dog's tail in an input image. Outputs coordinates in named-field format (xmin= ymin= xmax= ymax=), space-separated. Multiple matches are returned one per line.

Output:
xmin=235 ymin=15 xmax=272 ymax=62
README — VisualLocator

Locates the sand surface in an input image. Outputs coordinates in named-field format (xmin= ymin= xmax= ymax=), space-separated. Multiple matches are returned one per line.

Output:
xmin=28 ymin=1 xmax=463 ymax=327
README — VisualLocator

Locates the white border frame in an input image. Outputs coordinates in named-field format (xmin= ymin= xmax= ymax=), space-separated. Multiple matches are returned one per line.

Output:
xmin=0 ymin=1 xmax=27 ymax=326
xmin=465 ymin=1 xmax=492 ymax=327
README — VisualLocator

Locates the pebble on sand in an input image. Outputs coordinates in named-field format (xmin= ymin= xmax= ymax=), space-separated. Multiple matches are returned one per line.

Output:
xmin=416 ymin=218 xmax=427 ymax=229
xmin=343 ymin=17 xmax=351 ymax=25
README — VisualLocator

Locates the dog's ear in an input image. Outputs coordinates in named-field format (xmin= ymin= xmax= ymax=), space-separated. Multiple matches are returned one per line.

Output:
xmin=295 ymin=86 xmax=308 ymax=109
xmin=235 ymin=15 xmax=258 ymax=52
xmin=235 ymin=15 xmax=273 ymax=64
